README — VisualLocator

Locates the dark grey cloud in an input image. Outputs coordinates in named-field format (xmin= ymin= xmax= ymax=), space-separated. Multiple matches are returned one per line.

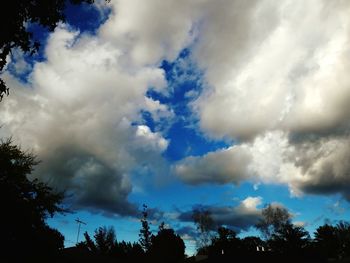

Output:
xmin=177 ymin=197 xmax=263 ymax=231
xmin=29 ymin=144 xmax=138 ymax=216
xmin=176 ymin=225 xmax=199 ymax=242
xmin=290 ymin=136 xmax=350 ymax=199
xmin=175 ymin=145 xmax=251 ymax=185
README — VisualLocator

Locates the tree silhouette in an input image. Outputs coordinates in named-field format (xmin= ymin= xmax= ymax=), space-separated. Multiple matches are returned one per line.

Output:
xmin=79 ymin=226 xmax=118 ymax=256
xmin=208 ymin=227 xmax=241 ymax=256
xmin=256 ymin=203 xmax=291 ymax=240
xmin=139 ymin=204 xmax=152 ymax=252
xmin=314 ymin=223 xmax=339 ymax=259
xmin=0 ymin=0 xmax=109 ymax=101
xmin=77 ymin=226 xmax=145 ymax=262
xmin=335 ymin=221 xmax=350 ymax=259
xmin=269 ymin=223 xmax=310 ymax=255
xmin=192 ymin=207 xmax=215 ymax=250
xmin=149 ymin=226 xmax=185 ymax=263
xmin=0 ymin=138 xmax=65 ymax=262
xmin=116 ymin=240 xmax=144 ymax=262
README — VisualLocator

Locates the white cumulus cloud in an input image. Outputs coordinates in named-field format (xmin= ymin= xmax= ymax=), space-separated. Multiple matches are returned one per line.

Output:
xmin=0 ymin=23 xmax=171 ymax=216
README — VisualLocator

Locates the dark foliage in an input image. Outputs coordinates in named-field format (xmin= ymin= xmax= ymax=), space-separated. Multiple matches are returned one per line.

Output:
xmin=149 ymin=225 xmax=185 ymax=263
xmin=0 ymin=0 xmax=109 ymax=101
xmin=77 ymin=225 xmax=144 ymax=263
xmin=115 ymin=240 xmax=144 ymax=262
xmin=0 ymin=138 xmax=65 ymax=262
xmin=313 ymin=222 xmax=350 ymax=260
xmin=208 ymin=227 xmax=240 ymax=257
xmin=335 ymin=221 xmax=350 ymax=259
xmin=314 ymin=223 xmax=339 ymax=258
xmin=269 ymin=222 xmax=310 ymax=255
xmin=241 ymin=236 xmax=266 ymax=253
xmin=79 ymin=226 xmax=118 ymax=255
xmin=202 ymin=223 xmax=325 ymax=263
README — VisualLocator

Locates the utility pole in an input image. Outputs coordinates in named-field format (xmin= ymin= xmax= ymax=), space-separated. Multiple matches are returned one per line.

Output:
xmin=75 ymin=218 xmax=87 ymax=244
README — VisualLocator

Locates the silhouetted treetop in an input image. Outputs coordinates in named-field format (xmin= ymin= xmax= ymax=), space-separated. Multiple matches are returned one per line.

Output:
xmin=314 ymin=223 xmax=339 ymax=259
xmin=269 ymin=222 xmax=310 ymax=254
xmin=334 ymin=221 xmax=350 ymax=259
xmin=0 ymin=138 xmax=65 ymax=220
xmin=0 ymin=138 xmax=66 ymax=261
xmin=208 ymin=227 xmax=241 ymax=256
xmin=77 ymin=225 xmax=145 ymax=262
xmin=79 ymin=226 xmax=118 ymax=255
xmin=139 ymin=204 xmax=152 ymax=252
xmin=192 ymin=207 xmax=215 ymax=249
xmin=149 ymin=226 xmax=185 ymax=263
xmin=256 ymin=203 xmax=291 ymax=240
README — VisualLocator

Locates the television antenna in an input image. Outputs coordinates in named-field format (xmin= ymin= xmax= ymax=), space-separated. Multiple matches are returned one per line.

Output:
xmin=75 ymin=218 xmax=87 ymax=244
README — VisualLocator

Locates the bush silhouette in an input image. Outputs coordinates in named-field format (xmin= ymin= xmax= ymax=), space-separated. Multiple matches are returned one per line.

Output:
xmin=149 ymin=226 xmax=185 ymax=263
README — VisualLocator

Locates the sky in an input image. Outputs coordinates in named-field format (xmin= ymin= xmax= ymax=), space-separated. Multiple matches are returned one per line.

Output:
xmin=1 ymin=0 xmax=350 ymax=255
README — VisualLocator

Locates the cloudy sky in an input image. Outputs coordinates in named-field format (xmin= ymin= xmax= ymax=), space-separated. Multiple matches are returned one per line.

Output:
xmin=1 ymin=0 xmax=350 ymax=254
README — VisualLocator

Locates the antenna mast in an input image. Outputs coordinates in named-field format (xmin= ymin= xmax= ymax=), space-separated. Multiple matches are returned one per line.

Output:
xmin=75 ymin=218 xmax=87 ymax=244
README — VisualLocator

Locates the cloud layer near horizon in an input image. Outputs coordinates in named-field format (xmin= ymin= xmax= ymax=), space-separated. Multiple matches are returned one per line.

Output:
xmin=178 ymin=196 xmax=263 ymax=231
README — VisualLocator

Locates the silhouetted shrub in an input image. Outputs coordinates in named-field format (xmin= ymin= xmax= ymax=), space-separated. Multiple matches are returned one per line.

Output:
xmin=149 ymin=227 xmax=185 ymax=263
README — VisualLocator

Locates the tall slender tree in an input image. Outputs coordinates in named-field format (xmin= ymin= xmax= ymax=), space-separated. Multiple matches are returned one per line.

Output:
xmin=192 ymin=207 xmax=215 ymax=250
xmin=139 ymin=204 xmax=152 ymax=252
